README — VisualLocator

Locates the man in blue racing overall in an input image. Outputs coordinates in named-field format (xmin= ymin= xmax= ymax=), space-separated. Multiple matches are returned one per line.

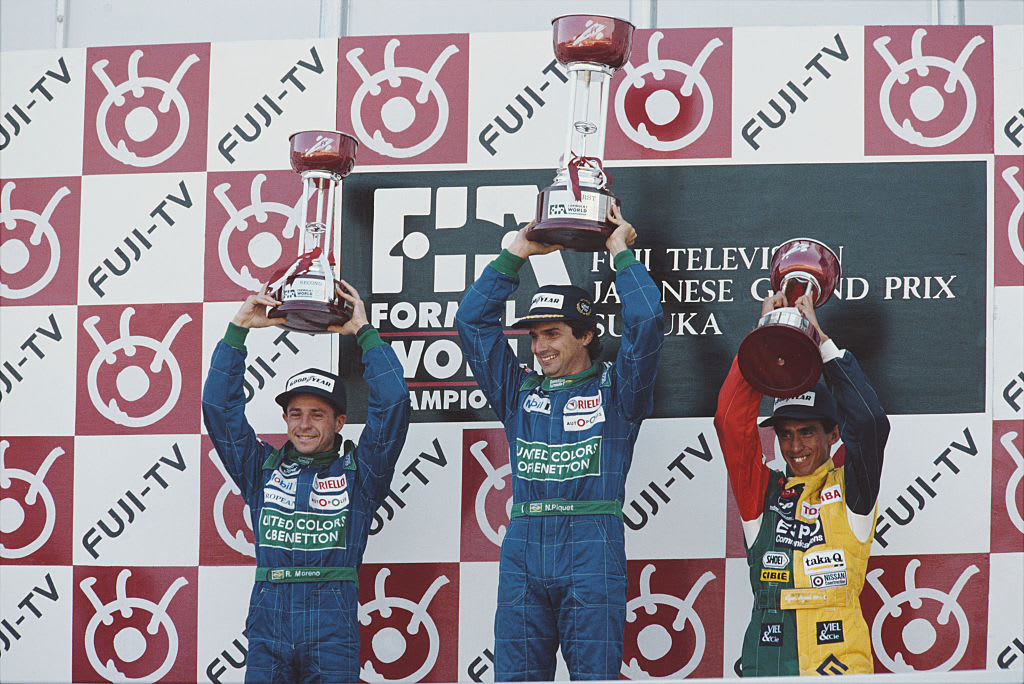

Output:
xmin=202 ymin=281 xmax=410 ymax=683
xmin=455 ymin=206 xmax=664 ymax=680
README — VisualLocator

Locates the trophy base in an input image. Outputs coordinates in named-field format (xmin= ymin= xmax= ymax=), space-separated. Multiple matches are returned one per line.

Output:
xmin=528 ymin=184 xmax=619 ymax=251
xmin=737 ymin=319 xmax=822 ymax=399
xmin=268 ymin=300 xmax=354 ymax=334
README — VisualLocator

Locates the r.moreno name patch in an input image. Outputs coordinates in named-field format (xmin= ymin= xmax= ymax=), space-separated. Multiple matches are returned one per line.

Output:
xmin=515 ymin=436 xmax=601 ymax=481
xmin=259 ymin=508 xmax=348 ymax=550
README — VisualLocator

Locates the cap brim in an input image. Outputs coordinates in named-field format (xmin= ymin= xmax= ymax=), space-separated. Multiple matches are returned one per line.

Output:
xmin=510 ymin=313 xmax=571 ymax=328
xmin=275 ymin=388 xmax=344 ymax=414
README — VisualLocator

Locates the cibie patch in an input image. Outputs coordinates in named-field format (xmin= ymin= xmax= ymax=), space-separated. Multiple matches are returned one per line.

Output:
xmin=285 ymin=371 xmax=335 ymax=393
xmin=759 ymin=569 xmax=790 ymax=582
xmin=530 ymin=292 xmax=564 ymax=310
xmin=564 ymin=407 xmax=605 ymax=431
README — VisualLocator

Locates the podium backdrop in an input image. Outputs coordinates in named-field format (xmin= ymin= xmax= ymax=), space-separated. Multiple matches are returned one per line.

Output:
xmin=1 ymin=22 xmax=1022 ymax=682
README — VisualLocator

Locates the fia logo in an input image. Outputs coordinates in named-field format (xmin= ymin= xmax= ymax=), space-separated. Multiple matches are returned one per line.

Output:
xmin=0 ymin=181 xmax=69 ymax=300
xmin=866 ymin=558 xmax=981 ymax=672
xmin=343 ymin=37 xmax=462 ymax=161
xmin=358 ymin=567 xmax=452 ymax=681
xmin=0 ymin=439 xmax=63 ymax=560
xmin=211 ymin=173 xmax=303 ymax=293
xmin=78 ymin=569 xmax=190 ymax=682
xmin=207 ymin=447 xmax=254 ymax=558
xmin=870 ymin=27 xmax=991 ymax=150
xmin=91 ymin=49 xmax=200 ymax=168
xmin=613 ymin=30 xmax=724 ymax=153
xmin=369 ymin=183 xmax=569 ymax=295
xmin=621 ymin=564 xmax=717 ymax=679
xmin=81 ymin=307 xmax=191 ymax=429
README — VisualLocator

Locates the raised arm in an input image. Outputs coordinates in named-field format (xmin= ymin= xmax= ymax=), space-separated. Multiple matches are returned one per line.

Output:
xmin=455 ymin=226 xmax=560 ymax=421
xmin=606 ymin=206 xmax=665 ymax=421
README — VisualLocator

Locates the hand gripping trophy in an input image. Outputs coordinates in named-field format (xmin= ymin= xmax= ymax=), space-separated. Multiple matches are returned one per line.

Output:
xmin=737 ymin=238 xmax=841 ymax=398
xmin=527 ymin=14 xmax=634 ymax=251
xmin=267 ymin=131 xmax=358 ymax=333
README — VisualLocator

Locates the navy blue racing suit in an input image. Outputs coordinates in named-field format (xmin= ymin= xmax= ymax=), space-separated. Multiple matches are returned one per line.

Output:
xmin=455 ymin=249 xmax=664 ymax=680
xmin=202 ymin=323 xmax=410 ymax=683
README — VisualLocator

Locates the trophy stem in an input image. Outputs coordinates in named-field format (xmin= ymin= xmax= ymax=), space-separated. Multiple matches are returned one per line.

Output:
xmin=563 ymin=69 xmax=580 ymax=168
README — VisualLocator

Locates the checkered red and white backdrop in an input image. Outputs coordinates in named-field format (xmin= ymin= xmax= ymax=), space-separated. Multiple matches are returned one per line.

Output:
xmin=1 ymin=23 xmax=1022 ymax=683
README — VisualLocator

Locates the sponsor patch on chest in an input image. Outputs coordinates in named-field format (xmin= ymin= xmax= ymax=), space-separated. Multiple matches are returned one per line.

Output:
xmin=565 ymin=393 xmax=602 ymax=413
xmin=309 ymin=489 xmax=349 ymax=511
xmin=759 ymin=568 xmax=790 ymax=582
xmin=264 ymin=488 xmax=295 ymax=510
xmin=762 ymin=551 xmax=789 ymax=569
xmin=514 ymin=437 xmax=602 ymax=481
xmin=523 ymin=394 xmax=551 ymax=414
xmin=820 ymin=484 xmax=843 ymax=504
xmin=803 ymin=549 xmax=846 ymax=574
xmin=774 ymin=517 xmax=825 ymax=550
xmin=800 ymin=501 xmax=820 ymax=519
xmin=563 ymin=406 xmax=605 ymax=431
xmin=267 ymin=469 xmax=298 ymax=495
xmin=313 ymin=473 xmax=347 ymax=493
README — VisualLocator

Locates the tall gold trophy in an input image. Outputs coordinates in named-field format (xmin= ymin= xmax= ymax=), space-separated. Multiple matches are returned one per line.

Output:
xmin=527 ymin=14 xmax=634 ymax=251
xmin=267 ymin=131 xmax=358 ymax=333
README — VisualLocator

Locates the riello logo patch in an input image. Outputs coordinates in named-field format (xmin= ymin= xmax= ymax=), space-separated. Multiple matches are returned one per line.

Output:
xmin=607 ymin=27 xmax=733 ymax=160
xmin=0 ymin=437 xmax=74 ymax=565
xmin=0 ymin=177 xmax=81 ymax=306
xmin=337 ymin=33 xmax=469 ymax=165
xmin=203 ymin=170 xmax=304 ymax=301
xmin=83 ymin=43 xmax=210 ymax=174
xmin=621 ymin=559 xmax=725 ymax=679
xmin=861 ymin=554 xmax=989 ymax=672
xmin=864 ymin=26 xmax=993 ymax=155
xmin=72 ymin=566 xmax=197 ymax=683
xmin=357 ymin=563 xmax=458 ymax=682
xmin=459 ymin=428 xmax=512 ymax=562
xmin=76 ymin=303 xmax=202 ymax=435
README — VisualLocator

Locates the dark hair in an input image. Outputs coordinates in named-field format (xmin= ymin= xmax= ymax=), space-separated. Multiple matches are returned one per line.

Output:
xmin=568 ymin=321 xmax=602 ymax=360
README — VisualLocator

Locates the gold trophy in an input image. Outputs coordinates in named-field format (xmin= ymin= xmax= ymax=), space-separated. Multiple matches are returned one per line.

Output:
xmin=738 ymin=239 xmax=841 ymax=398
xmin=527 ymin=14 xmax=634 ymax=250
xmin=267 ymin=131 xmax=358 ymax=333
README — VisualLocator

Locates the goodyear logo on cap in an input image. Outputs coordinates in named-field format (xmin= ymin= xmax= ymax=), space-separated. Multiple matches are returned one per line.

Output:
xmin=530 ymin=293 xmax=564 ymax=310
xmin=773 ymin=391 xmax=816 ymax=410
xmin=286 ymin=372 xmax=335 ymax=393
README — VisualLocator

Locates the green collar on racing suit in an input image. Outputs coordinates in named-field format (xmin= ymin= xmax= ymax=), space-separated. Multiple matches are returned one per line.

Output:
xmin=521 ymin=361 xmax=609 ymax=392
xmin=262 ymin=436 xmax=357 ymax=470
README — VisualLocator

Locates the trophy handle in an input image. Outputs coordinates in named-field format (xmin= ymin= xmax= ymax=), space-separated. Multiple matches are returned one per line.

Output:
xmin=779 ymin=270 xmax=821 ymax=307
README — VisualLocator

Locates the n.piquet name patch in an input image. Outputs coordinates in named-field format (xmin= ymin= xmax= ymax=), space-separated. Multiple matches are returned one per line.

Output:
xmin=515 ymin=436 xmax=601 ymax=481
xmin=259 ymin=508 xmax=348 ymax=550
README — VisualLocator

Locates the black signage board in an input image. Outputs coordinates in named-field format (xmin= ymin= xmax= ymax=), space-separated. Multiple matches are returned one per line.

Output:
xmin=339 ymin=162 xmax=986 ymax=423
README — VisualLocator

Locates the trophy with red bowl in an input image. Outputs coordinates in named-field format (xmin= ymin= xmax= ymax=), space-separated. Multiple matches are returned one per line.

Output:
xmin=267 ymin=130 xmax=358 ymax=333
xmin=737 ymin=238 xmax=842 ymax=398
xmin=527 ymin=14 xmax=634 ymax=251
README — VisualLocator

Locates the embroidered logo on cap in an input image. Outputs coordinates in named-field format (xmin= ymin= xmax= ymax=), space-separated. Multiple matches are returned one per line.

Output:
xmin=773 ymin=391 xmax=816 ymax=410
